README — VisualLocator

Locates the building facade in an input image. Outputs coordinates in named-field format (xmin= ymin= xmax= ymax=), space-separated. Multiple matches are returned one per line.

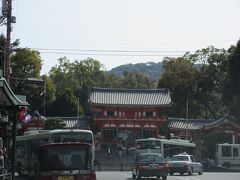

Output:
xmin=168 ymin=117 xmax=240 ymax=159
xmin=89 ymin=87 xmax=172 ymax=148
xmin=0 ymin=77 xmax=28 ymax=176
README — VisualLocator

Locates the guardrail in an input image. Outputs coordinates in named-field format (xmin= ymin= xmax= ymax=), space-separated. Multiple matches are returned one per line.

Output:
xmin=96 ymin=161 xmax=134 ymax=171
xmin=0 ymin=173 xmax=12 ymax=180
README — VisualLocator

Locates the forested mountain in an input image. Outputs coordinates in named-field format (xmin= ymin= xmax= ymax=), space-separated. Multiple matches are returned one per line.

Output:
xmin=108 ymin=62 xmax=163 ymax=81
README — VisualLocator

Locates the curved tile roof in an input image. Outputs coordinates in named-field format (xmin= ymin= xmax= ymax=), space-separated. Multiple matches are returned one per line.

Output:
xmin=89 ymin=87 xmax=172 ymax=106
xmin=168 ymin=117 xmax=214 ymax=130
xmin=168 ymin=117 xmax=239 ymax=130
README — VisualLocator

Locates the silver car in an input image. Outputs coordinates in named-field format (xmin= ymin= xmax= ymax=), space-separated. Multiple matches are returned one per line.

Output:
xmin=168 ymin=154 xmax=203 ymax=176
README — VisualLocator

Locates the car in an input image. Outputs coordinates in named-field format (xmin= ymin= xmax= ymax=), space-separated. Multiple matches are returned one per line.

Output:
xmin=132 ymin=153 xmax=168 ymax=180
xmin=167 ymin=153 xmax=203 ymax=176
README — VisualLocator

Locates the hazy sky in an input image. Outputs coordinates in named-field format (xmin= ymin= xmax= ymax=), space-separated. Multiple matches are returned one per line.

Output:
xmin=2 ymin=0 xmax=240 ymax=74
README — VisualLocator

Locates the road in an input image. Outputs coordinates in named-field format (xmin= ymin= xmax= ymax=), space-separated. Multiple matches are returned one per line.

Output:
xmin=97 ymin=171 xmax=240 ymax=180
xmin=15 ymin=172 xmax=240 ymax=180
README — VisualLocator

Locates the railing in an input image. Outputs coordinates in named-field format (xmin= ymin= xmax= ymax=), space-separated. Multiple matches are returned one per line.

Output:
xmin=0 ymin=173 xmax=12 ymax=180
xmin=95 ymin=160 xmax=134 ymax=171
xmin=93 ymin=116 xmax=166 ymax=120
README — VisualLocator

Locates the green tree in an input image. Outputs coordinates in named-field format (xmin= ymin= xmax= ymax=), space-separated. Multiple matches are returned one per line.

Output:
xmin=188 ymin=46 xmax=228 ymax=119
xmin=44 ymin=118 xmax=66 ymax=130
xmin=103 ymin=73 xmax=122 ymax=88
xmin=0 ymin=34 xmax=20 ymax=74
xmin=48 ymin=57 xmax=105 ymax=116
xmin=11 ymin=48 xmax=43 ymax=78
xmin=158 ymin=46 xmax=228 ymax=119
xmin=122 ymin=71 xmax=156 ymax=89
xmin=158 ymin=57 xmax=197 ymax=117
xmin=223 ymin=40 xmax=240 ymax=120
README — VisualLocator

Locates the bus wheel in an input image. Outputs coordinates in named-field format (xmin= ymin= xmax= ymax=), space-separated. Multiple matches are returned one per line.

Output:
xmin=136 ymin=171 xmax=141 ymax=180
xmin=188 ymin=168 xmax=193 ymax=175
xmin=162 ymin=176 xmax=167 ymax=180
xmin=132 ymin=173 xmax=136 ymax=179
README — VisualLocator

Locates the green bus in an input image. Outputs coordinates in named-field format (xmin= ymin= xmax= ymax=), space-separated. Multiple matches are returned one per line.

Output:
xmin=135 ymin=138 xmax=196 ymax=158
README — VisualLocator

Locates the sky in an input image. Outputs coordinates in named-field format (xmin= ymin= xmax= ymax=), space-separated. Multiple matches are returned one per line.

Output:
xmin=1 ymin=0 xmax=240 ymax=74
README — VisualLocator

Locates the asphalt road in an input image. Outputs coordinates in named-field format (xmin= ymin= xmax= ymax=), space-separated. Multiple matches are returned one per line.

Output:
xmin=97 ymin=171 xmax=240 ymax=180
xmin=15 ymin=171 xmax=240 ymax=180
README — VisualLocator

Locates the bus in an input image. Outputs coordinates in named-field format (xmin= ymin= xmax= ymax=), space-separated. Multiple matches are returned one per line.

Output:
xmin=215 ymin=143 xmax=240 ymax=170
xmin=16 ymin=129 xmax=95 ymax=177
xmin=135 ymin=138 xmax=196 ymax=159
xmin=35 ymin=143 xmax=96 ymax=180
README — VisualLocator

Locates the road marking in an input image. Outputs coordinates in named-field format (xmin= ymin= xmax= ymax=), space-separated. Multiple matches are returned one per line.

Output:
xmin=174 ymin=176 xmax=201 ymax=180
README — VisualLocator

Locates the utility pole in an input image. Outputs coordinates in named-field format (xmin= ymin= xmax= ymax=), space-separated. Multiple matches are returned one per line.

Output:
xmin=186 ymin=99 xmax=189 ymax=140
xmin=3 ymin=0 xmax=13 ymax=84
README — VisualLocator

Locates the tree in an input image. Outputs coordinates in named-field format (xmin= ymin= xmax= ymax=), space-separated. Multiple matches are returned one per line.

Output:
xmin=11 ymin=48 xmax=43 ymax=78
xmin=223 ymin=40 xmax=240 ymax=120
xmin=158 ymin=46 xmax=228 ymax=119
xmin=122 ymin=71 xmax=156 ymax=89
xmin=158 ymin=57 xmax=197 ymax=117
xmin=0 ymin=34 xmax=20 ymax=74
xmin=103 ymin=73 xmax=122 ymax=88
xmin=48 ymin=57 xmax=106 ymax=116
xmin=44 ymin=118 xmax=66 ymax=130
xmin=188 ymin=46 xmax=228 ymax=119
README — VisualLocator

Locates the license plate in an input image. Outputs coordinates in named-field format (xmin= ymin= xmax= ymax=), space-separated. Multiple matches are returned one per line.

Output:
xmin=173 ymin=163 xmax=182 ymax=167
xmin=149 ymin=164 xmax=158 ymax=169
xmin=58 ymin=176 xmax=73 ymax=180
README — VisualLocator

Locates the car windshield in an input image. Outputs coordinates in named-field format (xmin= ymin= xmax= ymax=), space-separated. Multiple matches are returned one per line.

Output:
xmin=139 ymin=154 xmax=165 ymax=163
xmin=171 ymin=156 xmax=189 ymax=161
xmin=39 ymin=145 xmax=92 ymax=171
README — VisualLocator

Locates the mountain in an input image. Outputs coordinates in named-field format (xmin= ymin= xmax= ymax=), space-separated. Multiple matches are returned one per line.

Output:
xmin=108 ymin=62 xmax=164 ymax=81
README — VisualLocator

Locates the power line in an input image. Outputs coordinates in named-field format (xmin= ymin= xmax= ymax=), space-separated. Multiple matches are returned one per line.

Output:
xmin=38 ymin=51 xmax=186 ymax=57
xmin=24 ymin=39 xmax=235 ymax=47
xmin=31 ymin=48 xmax=193 ymax=53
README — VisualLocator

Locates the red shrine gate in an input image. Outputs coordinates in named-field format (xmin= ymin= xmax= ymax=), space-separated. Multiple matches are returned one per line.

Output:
xmin=89 ymin=87 xmax=172 ymax=148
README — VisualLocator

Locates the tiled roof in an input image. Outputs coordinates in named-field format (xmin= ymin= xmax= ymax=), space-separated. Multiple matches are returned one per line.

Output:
xmin=46 ymin=117 xmax=89 ymax=129
xmin=168 ymin=117 xmax=213 ymax=130
xmin=89 ymin=87 xmax=172 ymax=106
xmin=168 ymin=117 xmax=238 ymax=130
xmin=204 ymin=117 xmax=234 ymax=129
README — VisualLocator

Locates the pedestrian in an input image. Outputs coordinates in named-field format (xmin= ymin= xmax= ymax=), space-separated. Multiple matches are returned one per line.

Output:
xmin=107 ymin=145 xmax=111 ymax=160
xmin=118 ymin=144 xmax=123 ymax=157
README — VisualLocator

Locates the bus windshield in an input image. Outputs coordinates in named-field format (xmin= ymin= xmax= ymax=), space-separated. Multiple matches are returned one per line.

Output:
xmin=52 ymin=132 xmax=93 ymax=144
xmin=39 ymin=144 xmax=92 ymax=171
xmin=136 ymin=140 xmax=161 ymax=149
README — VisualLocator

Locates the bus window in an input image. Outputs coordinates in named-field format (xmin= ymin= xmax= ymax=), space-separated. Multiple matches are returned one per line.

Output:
xmin=164 ymin=144 xmax=181 ymax=157
xmin=233 ymin=148 xmax=238 ymax=157
xmin=30 ymin=139 xmax=48 ymax=157
xmin=222 ymin=146 xmax=231 ymax=157
xmin=136 ymin=140 xmax=160 ymax=149
xmin=39 ymin=145 xmax=92 ymax=171
xmin=16 ymin=141 xmax=26 ymax=158
xmin=52 ymin=133 xmax=93 ymax=144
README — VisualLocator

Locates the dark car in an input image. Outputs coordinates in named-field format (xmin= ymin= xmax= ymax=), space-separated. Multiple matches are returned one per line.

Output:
xmin=132 ymin=153 xmax=168 ymax=180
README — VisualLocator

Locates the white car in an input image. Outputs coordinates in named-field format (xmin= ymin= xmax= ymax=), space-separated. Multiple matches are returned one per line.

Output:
xmin=168 ymin=153 xmax=203 ymax=176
